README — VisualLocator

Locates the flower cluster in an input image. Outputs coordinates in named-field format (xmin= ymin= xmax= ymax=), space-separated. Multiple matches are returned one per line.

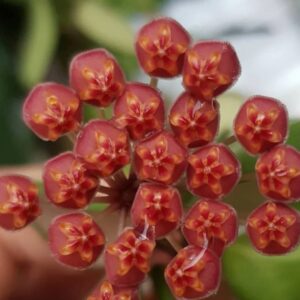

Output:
xmin=0 ymin=17 xmax=299 ymax=300
xmin=234 ymin=96 xmax=300 ymax=254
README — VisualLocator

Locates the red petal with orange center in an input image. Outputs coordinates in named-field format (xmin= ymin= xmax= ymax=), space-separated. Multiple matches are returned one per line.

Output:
xmin=187 ymin=144 xmax=240 ymax=198
xmin=131 ymin=183 xmax=183 ymax=238
xmin=69 ymin=49 xmax=125 ymax=107
xmin=22 ymin=83 xmax=82 ymax=141
xmin=134 ymin=131 xmax=187 ymax=185
xmin=165 ymin=245 xmax=221 ymax=299
xmin=182 ymin=199 xmax=238 ymax=256
xmin=135 ymin=17 xmax=191 ymax=78
xmin=74 ymin=120 xmax=130 ymax=177
xmin=169 ymin=92 xmax=219 ymax=148
xmin=234 ymin=96 xmax=288 ymax=155
xmin=43 ymin=152 xmax=98 ymax=209
xmin=49 ymin=213 xmax=105 ymax=268
xmin=0 ymin=175 xmax=41 ymax=230
xmin=105 ymin=227 xmax=155 ymax=287
xmin=182 ymin=41 xmax=240 ymax=101
xmin=256 ymin=145 xmax=300 ymax=202
xmin=114 ymin=82 xmax=165 ymax=140
xmin=246 ymin=202 xmax=300 ymax=255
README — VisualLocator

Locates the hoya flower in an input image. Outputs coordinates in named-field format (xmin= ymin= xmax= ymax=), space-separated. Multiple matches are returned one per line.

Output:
xmin=234 ymin=96 xmax=288 ymax=155
xmin=23 ymin=83 xmax=81 ymax=141
xmin=70 ymin=49 xmax=125 ymax=107
xmin=0 ymin=175 xmax=40 ymax=230
xmin=135 ymin=17 xmax=191 ymax=78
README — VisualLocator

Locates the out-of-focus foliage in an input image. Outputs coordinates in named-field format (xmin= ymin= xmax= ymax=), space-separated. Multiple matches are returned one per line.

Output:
xmin=0 ymin=0 xmax=166 ymax=165
xmin=18 ymin=0 xmax=58 ymax=88
xmin=224 ymin=235 xmax=300 ymax=300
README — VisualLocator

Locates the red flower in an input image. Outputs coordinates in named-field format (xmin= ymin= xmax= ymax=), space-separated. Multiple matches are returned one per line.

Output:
xmin=165 ymin=246 xmax=221 ymax=299
xmin=49 ymin=213 xmax=105 ymax=268
xmin=131 ymin=183 xmax=183 ymax=238
xmin=23 ymin=83 xmax=81 ymax=141
xmin=0 ymin=175 xmax=40 ymax=230
xmin=187 ymin=145 xmax=239 ymax=198
xmin=43 ymin=152 xmax=99 ymax=209
xmin=182 ymin=41 xmax=240 ymax=101
xmin=256 ymin=146 xmax=300 ymax=201
xmin=107 ymin=229 xmax=155 ymax=276
xmin=105 ymin=228 xmax=155 ymax=287
xmin=135 ymin=18 xmax=190 ymax=77
xmin=69 ymin=49 xmax=125 ymax=107
xmin=234 ymin=96 xmax=288 ymax=154
xmin=114 ymin=83 xmax=164 ymax=140
xmin=74 ymin=120 xmax=130 ymax=177
xmin=87 ymin=280 xmax=138 ymax=300
xmin=134 ymin=131 xmax=186 ymax=184
xmin=182 ymin=200 xmax=237 ymax=256
xmin=247 ymin=202 xmax=300 ymax=254
xmin=169 ymin=92 xmax=219 ymax=147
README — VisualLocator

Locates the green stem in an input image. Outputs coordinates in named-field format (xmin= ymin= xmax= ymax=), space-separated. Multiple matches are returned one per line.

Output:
xmin=150 ymin=77 xmax=158 ymax=88
xmin=223 ymin=135 xmax=237 ymax=146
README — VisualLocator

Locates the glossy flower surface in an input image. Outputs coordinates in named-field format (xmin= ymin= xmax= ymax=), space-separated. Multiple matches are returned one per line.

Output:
xmin=105 ymin=227 xmax=155 ymax=287
xmin=256 ymin=145 xmax=300 ymax=202
xmin=74 ymin=120 xmax=130 ymax=177
xmin=23 ymin=83 xmax=81 ymax=141
xmin=234 ymin=96 xmax=288 ymax=155
xmin=43 ymin=152 xmax=99 ymax=209
xmin=0 ymin=175 xmax=40 ymax=230
xmin=187 ymin=144 xmax=240 ymax=198
xmin=87 ymin=280 xmax=139 ymax=300
xmin=169 ymin=92 xmax=219 ymax=148
xmin=182 ymin=200 xmax=237 ymax=256
xmin=182 ymin=41 xmax=240 ymax=101
xmin=247 ymin=202 xmax=300 ymax=255
xmin=134 ymin=131 xmax=187 ymax=185
xmin=49 ymin=213 xmax=105 ymax=268
xmin=165 ymin=245 xmax=221 ymax=299
xmin=70 ymin=49 xmax=125 ymax=107
xmin=131 ymin=183 xmax=183 ymax=238
xmin=114 ymin=82 xmax=164 ymax=140
xmin=135 ymin=17 xmax=191 ymax=78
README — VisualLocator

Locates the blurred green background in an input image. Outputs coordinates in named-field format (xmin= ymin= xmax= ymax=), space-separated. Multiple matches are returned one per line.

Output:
xmin=0 ymin=0 xmax=300 ymax=299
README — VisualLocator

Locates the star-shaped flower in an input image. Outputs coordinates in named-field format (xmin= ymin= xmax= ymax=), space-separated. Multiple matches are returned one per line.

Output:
xmin=82 ymin=60 xmax=123 ymax=107
xmin=183 ymin=51 xmax=230 ymax=100
xmin=236 ymin=103 xmax=282 ymax=153
xmin=188 ymin=146 xmax=234 ymax=195
xmin=0 ymin=183 xmax=40 ymax=229
xmin=140 ymin=186 xmax=177 ymax=225
xmin=136 ymin=136 xmax=184 ymax=184
xmin=32 ymin=95 xmax=80 ymax=141
xmin=139 ymin=24 xmax=187 ymax=75
xmin=184 ymin=201 xmax=230 ymax=244
xmin=59 ymin=215 xmax=104 ymax=263
xmin=256 ymin=148 xmax=300 ymax=199
xmin=88 ymin=131 xmax=130 ymax=177
xmin=248 ymin=202 xmax=296 ymax=249
xmin=165 ymin=249 xmax=205 ymax=297
xmin=169 ymin=96 xmax=217 ymax=146
xmin=116 ymin=92 xmax=160 ymax=140
xmin=107 ymin=229 xmax=155 ymax=276
xmin=50 ymin=160 xmax=98 ymax=207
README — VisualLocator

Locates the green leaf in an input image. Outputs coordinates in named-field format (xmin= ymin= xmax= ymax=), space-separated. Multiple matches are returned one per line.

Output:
xmin=286 ymin=120 xmax=300 ymax=150
xmin=122 ymin=164 xmax=131 ymax=179
xmin=72 ymin=0 xmax=134 ymax=55
xmin=85 ymin=202 xmax=108 ymax=212
xmin=223 ymin=235 xmax=300 ymax=300
xmin=150 ymin=266 xmax=173 ymax=300
xmin=18 ymin=0 xmax=58 ymax=88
